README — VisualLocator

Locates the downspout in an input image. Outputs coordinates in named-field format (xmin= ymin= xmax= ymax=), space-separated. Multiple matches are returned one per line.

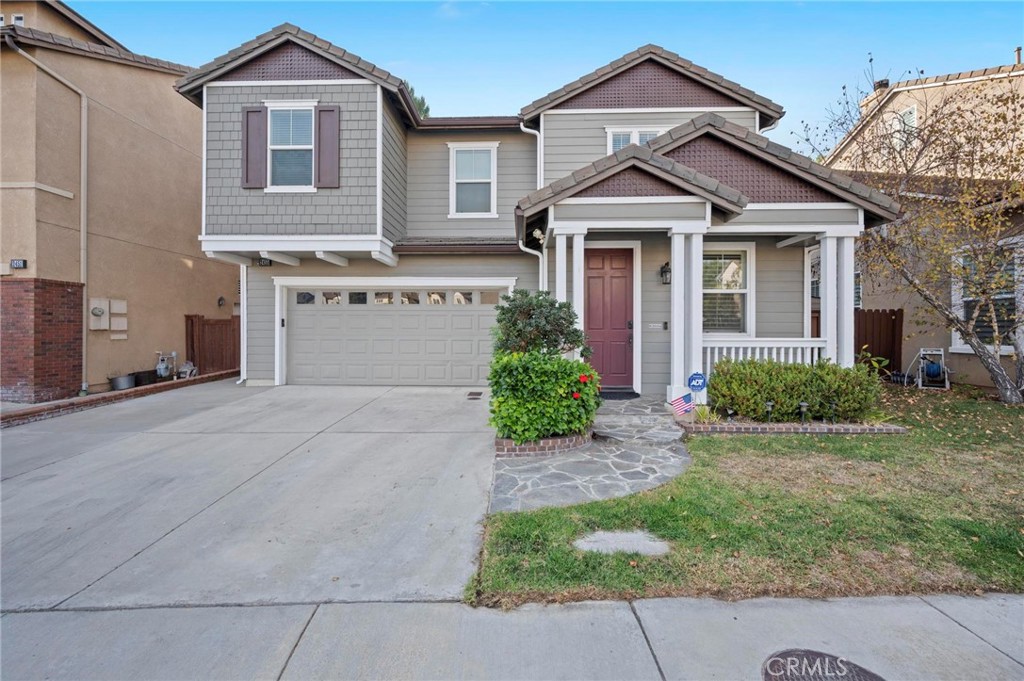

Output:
xmin=236 ymin=264 xmax=247 ymax=384
xmin=518 ymin=121 xmax=546 ymax=290
xmin=6 ymin=35 xmax=89 ymax=393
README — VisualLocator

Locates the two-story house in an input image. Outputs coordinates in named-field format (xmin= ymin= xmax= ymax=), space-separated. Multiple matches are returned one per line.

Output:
xmin=175 ymin=24 xmax=899 ymax=401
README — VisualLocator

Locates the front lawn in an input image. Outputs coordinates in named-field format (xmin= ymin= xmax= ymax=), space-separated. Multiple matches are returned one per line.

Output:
xmin=470 ymin=384 xmax=1024 ymax=608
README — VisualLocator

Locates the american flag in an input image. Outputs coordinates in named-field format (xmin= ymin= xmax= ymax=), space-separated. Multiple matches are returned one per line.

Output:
xmin=671 ymin=393 xmax=695 ymax=416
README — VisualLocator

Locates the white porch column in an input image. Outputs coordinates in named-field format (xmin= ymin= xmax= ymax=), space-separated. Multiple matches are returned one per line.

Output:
xmin=836 ymin=236 xmax=856 ymax=367
xmin=572 ymin=233 xmax=585 ymax=329
xmin=819 ymin=235 xmax=838 ymax=362
xmin=668 ymin=231 xmax=687 ymax=402
xmin=554 ymin=233 xmax=567 ymax=303
xmin=685 ymin=233 xmax=705 ymax=404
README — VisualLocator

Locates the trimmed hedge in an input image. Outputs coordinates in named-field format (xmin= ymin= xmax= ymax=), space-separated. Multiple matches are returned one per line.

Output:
xmin=488 ymin=351 xmax=601 ymax=444
xmin=708 ymin=359 xmax=882 ymax=422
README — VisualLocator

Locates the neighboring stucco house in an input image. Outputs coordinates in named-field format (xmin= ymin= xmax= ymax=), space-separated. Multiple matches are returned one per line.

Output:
xmin=0 ymin=1 xmax=239 ymax=402
xmin=174 ymin=24 xmax=899 ymax=401
xmin=828 ymin=58 xmax=1024 ymax=387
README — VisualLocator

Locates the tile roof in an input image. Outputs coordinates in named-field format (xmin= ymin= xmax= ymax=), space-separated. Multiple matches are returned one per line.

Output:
xmin=886 ymin=63 xmax=1024 ymax=91
xmin=519 ymin=44 xmax=785 ymax=123
xmin=1 ymin=25 xmax=190 ymax=75
xmin=176 ymin=23 xmax=404 ymax=95
xmin=646 ymin=113 xmax=902 ymax=220
xmin=517 ymin=143 xmax=748 ymax=216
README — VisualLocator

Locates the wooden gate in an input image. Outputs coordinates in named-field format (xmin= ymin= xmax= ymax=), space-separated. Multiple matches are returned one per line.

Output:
xmin=854 ymin=308 xmax=904 ymax=371
xmin=185 ymin=315 xmax=240 ymax=374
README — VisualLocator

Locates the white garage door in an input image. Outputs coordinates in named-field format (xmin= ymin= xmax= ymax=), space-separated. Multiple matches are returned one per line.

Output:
xmin=286 ymin=287 xmax=502 ymax=386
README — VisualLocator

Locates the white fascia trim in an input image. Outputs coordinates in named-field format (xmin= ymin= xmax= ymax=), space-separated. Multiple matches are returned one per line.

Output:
xmin=559 ymin=196 xmax=705 ymax=205
xmin=273 ymin=276 xmax=518 ymax=289
xmin=744 ymin=202 xmax=859 ymax=210
xmin=704 ymin=241 xmax=757 ymax=338
xmin=262 ymin=99 xmax=320 ymax=108
xmin=668 ymin=220 xmax=711 ymax=235
xmin=584 ymin=240 xmax=643 ymax=395
xmin=376 ymin=85 xmax=384 ymax=239
xmin=544 ymin=106 xmax=756 ymax=115
xmin=202 ymin=236 xmax=394 ymax=254
xmin=0 ymin=182 xmax=74 ymax=199
xmin=208 ymin=79 xmax=374 ymax=87
xmin=708 ymin=224 xmax=863 ymax=236
xmin=202 ymin=235 xmax=395 ymax=245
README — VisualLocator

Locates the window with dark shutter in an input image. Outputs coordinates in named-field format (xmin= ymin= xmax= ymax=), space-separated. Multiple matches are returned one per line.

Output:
xmin=315 ymin=105 xmax=340 ymax=188
xmin=241 ymin=107 xmax=267 ymax=189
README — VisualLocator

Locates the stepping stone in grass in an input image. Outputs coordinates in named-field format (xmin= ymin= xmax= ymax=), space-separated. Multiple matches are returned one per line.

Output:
xmin=573 ymin=530 xmax=670 ymax=556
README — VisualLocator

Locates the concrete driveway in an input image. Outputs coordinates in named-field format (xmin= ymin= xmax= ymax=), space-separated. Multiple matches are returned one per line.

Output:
xmin=1 ymin=380 xmax=495 ymax=611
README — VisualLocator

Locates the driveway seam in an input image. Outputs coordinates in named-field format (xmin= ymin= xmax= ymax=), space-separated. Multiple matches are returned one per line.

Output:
xmin=322 ymin=386 xmax=396 ymax=430
xmin=918 ymin=596 xmax=1024 ymax=667
xmin=276 ymin=604 xmax=320 ymax=681
xmin=629 ymin=601 xmax=667 ymax=681
xmin=48 ymin=431 xmax=326 ymax=610
xmin=0 ymin=431 xmax=137 ymax=482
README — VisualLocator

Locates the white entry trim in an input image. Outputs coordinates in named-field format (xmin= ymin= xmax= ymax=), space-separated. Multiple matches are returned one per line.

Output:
xmin=559 ymin=196 xmax=705 ymax=205
xmin=584 ymin=241 xmax=643 ymax=395
xmin=271 ymin=276 xmax=517 ymax=386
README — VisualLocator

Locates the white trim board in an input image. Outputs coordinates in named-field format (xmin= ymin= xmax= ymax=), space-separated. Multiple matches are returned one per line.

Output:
xmin=541 ymin=106 xmax=757 ymax=115
xmin=376 ymin=84 xmax=384 ymax=239
xmin=559 ymin=196 xmax=705 ymax=205
xmin=582 ymin=240 xmax=643 ymax=395
xmin=0 ymin=182 xmax=74 ymax=199
xmin=207 ymin=79 xmax=375 ymax=87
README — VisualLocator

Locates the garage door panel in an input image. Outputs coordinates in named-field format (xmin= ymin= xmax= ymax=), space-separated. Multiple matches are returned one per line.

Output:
xmin=287 ymin=288 xmax=499 ymax=386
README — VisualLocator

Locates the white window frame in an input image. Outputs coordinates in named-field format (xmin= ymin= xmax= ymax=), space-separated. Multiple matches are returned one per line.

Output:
xmin=702 ymin=242 xmax=757 ymax=339
xmin=12 ymin=14 xmax=25 ymax=26
xmin=447 ymin=141 xmax=499 ymax=219
xmin=950 ymin=240 xmax=1023 ymax=356
xmin=605 ymin=128 xmax=666 ymax=154
xmin=891 ymin=105 xmax=917 ymax=150
xmin=264 ymin=99 xmax=318 ymax=194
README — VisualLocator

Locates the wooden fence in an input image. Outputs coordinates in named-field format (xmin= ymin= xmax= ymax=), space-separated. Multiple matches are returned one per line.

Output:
xmin=185 ymin=315 xmax=240 ymax=375
xmin=854 ymin=308 xmax=904 ymax=371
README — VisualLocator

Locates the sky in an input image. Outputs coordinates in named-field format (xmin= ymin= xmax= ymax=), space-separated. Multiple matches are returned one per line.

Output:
xmin=68 ymin=1 xmax=1024 ymax=146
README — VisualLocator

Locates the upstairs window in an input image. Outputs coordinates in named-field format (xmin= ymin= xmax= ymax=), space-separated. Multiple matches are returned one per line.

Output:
xmin=13 ymin=14 xmax=25 ymax=26
xmin=268 ymin=107 xmax=314 ymax=188
xmin=448 ymin=142 xmax=499 ymax=218
xmin=607 ymin=129 xmax=664 ymax=153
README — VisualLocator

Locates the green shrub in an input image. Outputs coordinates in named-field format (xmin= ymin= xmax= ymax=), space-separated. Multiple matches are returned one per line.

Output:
xmin=493 ymin=289 xmax=590 ymax=358
xmin=708 ymin=358 xmax=882 ymax=422
xmin=488 ymin=351 xmax=601 ymax=444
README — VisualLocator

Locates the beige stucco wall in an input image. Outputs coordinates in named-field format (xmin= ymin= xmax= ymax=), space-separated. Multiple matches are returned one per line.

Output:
xmin=0 ymin=39 xmax=238 ymax=391
xmin=0 ymin=2 xmax=106 ymax=44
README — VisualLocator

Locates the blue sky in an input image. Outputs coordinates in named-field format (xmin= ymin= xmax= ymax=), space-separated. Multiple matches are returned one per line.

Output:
xmin=70 ymin=1 xmax=1023 ymax=144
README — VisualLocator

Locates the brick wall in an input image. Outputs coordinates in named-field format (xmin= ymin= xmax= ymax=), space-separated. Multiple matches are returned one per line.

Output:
xmin=1 ymin=279 xmax=83 ymax=403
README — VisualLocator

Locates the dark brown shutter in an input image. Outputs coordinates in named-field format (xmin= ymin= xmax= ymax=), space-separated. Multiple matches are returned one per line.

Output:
xmin=241 ymin=106 xmax=267 ymax=189
xmin=315 ymin=105 xmax=340 ymax=189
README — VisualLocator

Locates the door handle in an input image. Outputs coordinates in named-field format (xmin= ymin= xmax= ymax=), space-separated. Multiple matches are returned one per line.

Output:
xmin=627 ymin=320 xmax=633 ymax=330
xmin=628 ymin=334 xmax=633 ymax=347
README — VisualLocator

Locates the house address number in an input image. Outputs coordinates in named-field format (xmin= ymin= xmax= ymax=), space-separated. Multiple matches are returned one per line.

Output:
xmin=10 ymin=259 xmax=27 ymax=269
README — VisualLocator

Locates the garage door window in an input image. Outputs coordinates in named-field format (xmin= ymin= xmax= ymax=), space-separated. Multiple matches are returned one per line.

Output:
xmin=480 ymin=291 xmax=501 ymax=305
xmin=375 ymin=292 xmax=394 ymax=305
xmin=401 ymin=292 xmax=420 ymax=305
xmin=348 ymin=292 xmax=367 ymax=305
xmin=296 ymin=291 xmax=315 ymax=305
xmin=454 ymin=291 xmax=473 ymax=305
xmin=322 ymin=291 xmax=342 ymax=305
xmin=428 ymin=291 xmax=446 ymax=305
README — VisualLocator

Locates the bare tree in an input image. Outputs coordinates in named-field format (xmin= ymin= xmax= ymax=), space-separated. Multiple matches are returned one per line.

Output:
xmin=801 ymin=71 xmax=1024 ymax=403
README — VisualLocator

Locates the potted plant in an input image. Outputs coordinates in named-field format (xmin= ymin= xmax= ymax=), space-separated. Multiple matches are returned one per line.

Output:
xmin=108 ymin=370 xmax=136 ymax=391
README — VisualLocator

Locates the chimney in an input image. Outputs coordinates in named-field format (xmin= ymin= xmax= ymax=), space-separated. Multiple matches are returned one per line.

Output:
xmin=873 ymin=79 xmax=890 ymax=91
xmin=1016 ymin=46 xmax=1022 ymax=65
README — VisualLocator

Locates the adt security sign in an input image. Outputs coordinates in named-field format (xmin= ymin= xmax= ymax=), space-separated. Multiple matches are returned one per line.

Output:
xmin=687 ymin=372 xmax=707 ymax=392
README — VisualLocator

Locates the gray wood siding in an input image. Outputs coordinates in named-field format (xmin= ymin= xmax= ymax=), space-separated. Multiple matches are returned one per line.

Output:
xmin=381 ymin=98 xmax=407 ymax=243
xmin=721 ymin=207 xmax=860 ymax=226
xmin=405 ymin=130 xmax=536 ymax=239
xmin=542 ymin=110 xmax=759 ymax=184
xmin=543 ymin=234 xmax=805 ymax=396
xmin=554 ymin=202 xmax=705 ymax=221
xmin=245 ymin=254 xmax=539 ymax=382
xmin=206 ymin=83 xmax=377 ymax=236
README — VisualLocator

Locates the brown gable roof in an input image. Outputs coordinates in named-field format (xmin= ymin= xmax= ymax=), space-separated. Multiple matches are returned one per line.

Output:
xmin=0 ymin=25 xmax=190 ymax=75
xmin=516 ymin=144 xmax=748 ymax=223
xmin=44 ymin=0 xmax=127 ymax=51
xmin=520 ymin=44 xmax=785 ymax=128
xmin=647 ymin=113 xmax=901 ymax=225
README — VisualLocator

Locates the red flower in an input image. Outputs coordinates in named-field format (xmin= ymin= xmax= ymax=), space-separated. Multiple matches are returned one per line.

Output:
xmin=572 ymin=392 xmax=581 ymax=399
xmin=579 ymin=374 xmax=589 ymax=383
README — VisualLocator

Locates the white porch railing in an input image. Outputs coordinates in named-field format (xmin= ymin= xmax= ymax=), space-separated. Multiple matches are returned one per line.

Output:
xmin=702 ymin=338 xmax=828 ymax=376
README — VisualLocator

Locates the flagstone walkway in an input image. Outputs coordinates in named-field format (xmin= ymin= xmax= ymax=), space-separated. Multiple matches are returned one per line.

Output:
xmin=489 ymin=397 xmax=690 ymax=512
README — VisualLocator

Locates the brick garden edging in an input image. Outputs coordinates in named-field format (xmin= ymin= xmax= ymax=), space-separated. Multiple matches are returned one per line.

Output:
xmin=0 ymin=370 xmax=240 ymax=429
xmin=681 ymin=422 xmax=908 ymax=435
xmin=495 ymin=432 xmax=592 ymax=458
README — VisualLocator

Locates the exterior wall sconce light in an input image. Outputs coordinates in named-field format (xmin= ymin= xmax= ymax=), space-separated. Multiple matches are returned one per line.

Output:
xmin=799 ymin=401 xmax=809 ymax=425
xmin=217 ymin=296 xmax=226 ymax=307
xmin=765 ymin=400 xmax=774 ymax=423
xmin=659 ymin=262 xmax=671 ymax=285
xmin=726 ymin=407 xmax=735 ymax=423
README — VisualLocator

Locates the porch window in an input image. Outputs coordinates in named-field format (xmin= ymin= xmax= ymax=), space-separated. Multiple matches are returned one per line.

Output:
xmin=607 ymin=129 xmax=664 ymax=153
xmin=268 ymin=107 xmax=314 ymax=188
xmin=448 ymin=142 xmax=499 ymax=218
xmin=703 ymin=248 xmax=753 ymax=335
xmin=952 ymin=247 xmax=1021 ymax=353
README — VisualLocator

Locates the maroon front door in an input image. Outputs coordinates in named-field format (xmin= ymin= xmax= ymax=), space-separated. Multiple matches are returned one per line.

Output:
xmin=585 ymin=249 xmax=633 ymax=389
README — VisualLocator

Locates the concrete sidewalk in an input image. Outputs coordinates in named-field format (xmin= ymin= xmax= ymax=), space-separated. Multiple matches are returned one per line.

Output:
xmin=3 ymin=594 xmax=1020 ymax=680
